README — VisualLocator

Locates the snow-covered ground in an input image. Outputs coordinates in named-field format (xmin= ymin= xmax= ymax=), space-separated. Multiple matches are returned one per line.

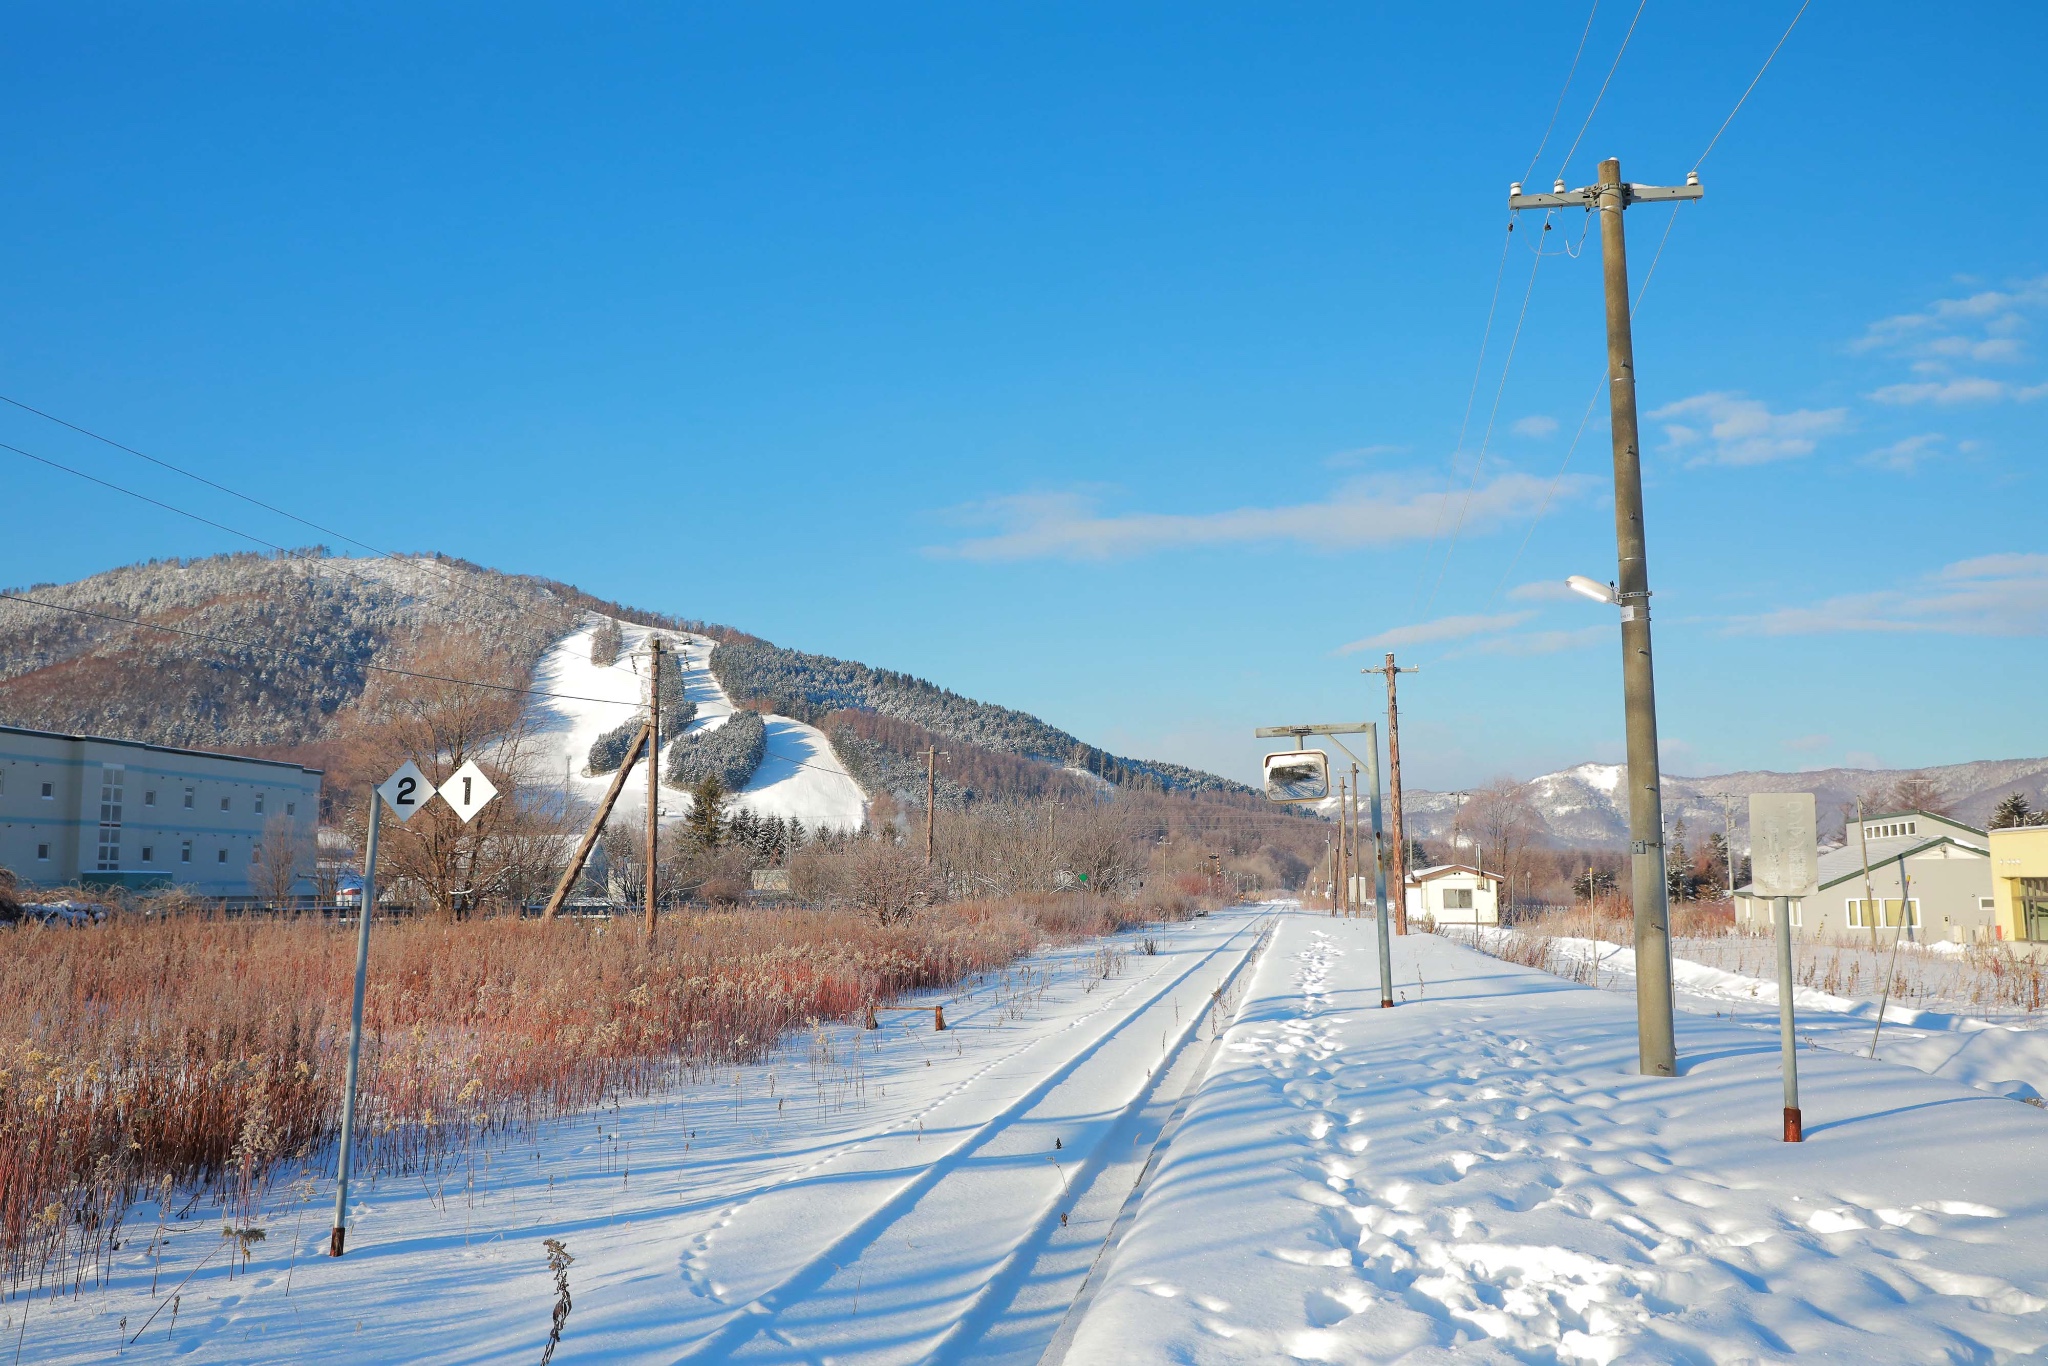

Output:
xmin=1071 ymin=917 xmax=2048 ymax=1363
xmin=24 ymin=908 xmax=2048 ymax=1363
xmin=19 ymin=907 xmax=1273 ymax=1364
xmin=527 ymin=616 xmax=867 ymax=831
xmin=1464 ymin=929 xmax=2048 ymax=1108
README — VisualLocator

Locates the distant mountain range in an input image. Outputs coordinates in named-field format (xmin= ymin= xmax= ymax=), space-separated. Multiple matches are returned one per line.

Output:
xmin=1404 ymin=757 xmax=2048 ymax=850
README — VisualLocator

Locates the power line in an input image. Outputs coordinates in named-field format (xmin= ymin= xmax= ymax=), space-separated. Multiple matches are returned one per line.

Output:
xmin=1418 ymin=227 xmax=1550 ymax=616
xmin=1486 ymin=200 xmax=1687 ymax=605
xmin=1523 ymin=0 xmax=1604 ymax=185
xmin=1696 ymin=0 xmax=1813 ymax=170
xmin=0 ymin=393 xmax=398 ymax=562
xmin=1555 ymin=0 xmax=1651 ymax=181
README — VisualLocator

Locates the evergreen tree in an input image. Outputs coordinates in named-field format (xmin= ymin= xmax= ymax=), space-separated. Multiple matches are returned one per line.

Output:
xmin=1993 ymin=791 xmax=2033 ymax=829
xmin=687 ymin=773 xmax=728 ymax=849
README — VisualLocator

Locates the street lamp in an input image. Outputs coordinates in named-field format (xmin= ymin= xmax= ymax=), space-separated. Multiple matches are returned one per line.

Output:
xmin=1566 ymin=575 xmax=1618 ymax=605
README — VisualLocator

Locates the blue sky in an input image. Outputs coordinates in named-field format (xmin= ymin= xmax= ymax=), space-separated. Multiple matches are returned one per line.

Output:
xmin=2 ymin=3 xmax=2043 ymax=789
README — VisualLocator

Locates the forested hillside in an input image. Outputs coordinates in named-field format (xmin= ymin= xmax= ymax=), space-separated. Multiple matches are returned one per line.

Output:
xmin=0 ymin=552 xmax=1257 ymax=807
xmin=709 ymin=636 xmax=1256 ymax=798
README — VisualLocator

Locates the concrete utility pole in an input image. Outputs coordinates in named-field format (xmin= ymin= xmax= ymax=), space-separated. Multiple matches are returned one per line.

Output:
xmin=1363 ymin=654 xmax=1418 ymax=933
xmin=1510 ymin=158 xmax=1702 ymax=1078
xmin=646 ymin=635 xmax=662 ymax=937
xmin=1350 ymin=762 xmax=1362 ymax=917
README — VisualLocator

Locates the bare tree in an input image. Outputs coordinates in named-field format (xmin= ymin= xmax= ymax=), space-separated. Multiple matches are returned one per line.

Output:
xmin=252 ymin=812 xmax=313 ymax=912
xmin=332 ymin=628 xmax=559 ymax=918
xmin=1467 ymin=776 xmax=1541 ymax=907
xmin=1882 ymin=773 xmax=1954 ymax=817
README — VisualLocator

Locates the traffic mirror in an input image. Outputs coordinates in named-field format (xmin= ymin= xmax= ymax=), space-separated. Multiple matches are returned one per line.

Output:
xmin=1263 ymin=749 xmax=1330 ymax=803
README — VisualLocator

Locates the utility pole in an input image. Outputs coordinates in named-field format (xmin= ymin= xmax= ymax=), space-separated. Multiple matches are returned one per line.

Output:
xmin=1510 ymin=158 xmax=1701 ymax=1078
xmin=920 ymin=746 xmax=947 ymax=866
xmin=1334 ymin=776 xmax=1348 ymax=917
xmin=645 ymin=635 xmax=662 ymax=937
xmin=1350 ymin=762 xmax=1361 ymax=917
xmin=1363 ymin=654 xmax=1418 ymax=933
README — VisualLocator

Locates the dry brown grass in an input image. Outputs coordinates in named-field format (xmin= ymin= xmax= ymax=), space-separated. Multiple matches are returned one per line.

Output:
xmin=0 ymin=894 xmax=1145 ymax=1295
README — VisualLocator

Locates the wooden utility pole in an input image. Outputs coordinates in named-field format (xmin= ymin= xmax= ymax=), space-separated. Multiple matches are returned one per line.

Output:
xmin=542 ymin=721 xmax=651 ymax=921
xmin=1350 ymin=762 xmax=1361 ymax=917
xmin=1363 ymin=653 xmax=1417 ymax=933
xmin=1332 ymin=777 xmax=1345 ymax=917
xmin=645 ymin=635 xmax=663 ymax=937
xmin=1511 ymin=158 xmax=1701 ymax=1079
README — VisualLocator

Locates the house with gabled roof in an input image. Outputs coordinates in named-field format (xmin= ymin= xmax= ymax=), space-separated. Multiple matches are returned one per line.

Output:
xmin=1733 ymin=808 xmax=1994 ymax=942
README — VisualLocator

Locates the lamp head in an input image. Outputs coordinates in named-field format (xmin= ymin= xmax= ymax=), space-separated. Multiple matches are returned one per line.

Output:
xmin=1566 ymin=575 xmax=1619 ymax=605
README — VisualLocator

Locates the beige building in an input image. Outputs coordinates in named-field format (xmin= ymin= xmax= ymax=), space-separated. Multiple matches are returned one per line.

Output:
xmin=0 ymin=723 xmax=322 ymax=901
xmin=1404 ymin=863 xmax=1502 ymax=926
xmin=1989 ymin=825 xmax=2048 ymax=945
xmin=1733 ymin=808 xmax=1993 ymax=942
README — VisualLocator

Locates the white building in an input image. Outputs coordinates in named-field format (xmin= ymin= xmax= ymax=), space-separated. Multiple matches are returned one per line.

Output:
xmin=1406 ymin=863 xmax=1502 ymax=926
xmin=0 ymin=723 xmax=322 ymax=901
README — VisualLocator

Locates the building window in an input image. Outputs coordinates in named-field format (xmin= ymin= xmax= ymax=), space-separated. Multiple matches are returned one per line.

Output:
xmin=217 ymin=848 xmax=228 ymax=864
xmin=142 ymin=846 xmax=154 ymax=863
xmin=1443 ymin=888 xmax=1475 ymax=910
xmin=250 ymin=848 xmax=260 ymax=864
xmin=36 ymin=844 xmax=49 ymax=861
xmin=255 ymin=793 xmax=265 ymax=814
xmin=144 ymin=790 xmax=156 ymax=806
xmin=95 ymin=765 xmax=124 ymax=872
xmin=180 ymin=841 xmax=192 ymax=864
xmin=1849 ymin=897 xmax=1920 ymax=929
xmin=40 ymin=782 xmax=53 ymax=799
xmin=286 ymin=802 xmax=296 ymax=817
xmin=220 ymin=797 xmax=231 ymax=812
xmin=183 ymin=788 xmax=195 ymax=809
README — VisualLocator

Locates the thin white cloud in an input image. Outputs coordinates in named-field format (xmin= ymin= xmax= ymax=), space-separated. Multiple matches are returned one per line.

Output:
xmin=1506 ymin=579 xmax=1582 ymax=603
xmin=1335 ymin=611 xmax=1534 ymax=654
xmin=1869 ymin=377 xmax=2048 ymax=406
xmin=1853 ymin=276 xmax=2048 ymax=359
xmin=932 ymin=473 xmax=1592 ymax=562
xmin=1511 ymin=415 xmax=1559 ymax=439
xmin=1651 ymin=392 xmax=1848 ymax=466
xmin=1727 ymin=552 xmax=2048 ymax=637
xmin=1860 ymin=433 xmax=1944 ymax=472
xmin=1468 ymin=625 xmax=1608 ymax=657
xmin=1322 ymin=444 xmax=1406 ymax=469
xmin=1784 ymin=734 xmax=1832 ymax=753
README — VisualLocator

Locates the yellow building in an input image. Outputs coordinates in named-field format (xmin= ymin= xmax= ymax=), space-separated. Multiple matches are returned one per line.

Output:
xmin=1989 ymin=825 xmax=2048 ymax=944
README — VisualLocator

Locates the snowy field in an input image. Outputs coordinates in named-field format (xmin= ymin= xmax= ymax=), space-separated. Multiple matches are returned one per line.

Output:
xmin=527 ymin=617 xmax=867 ymax=831
xmin=17 ymin=907 xmax=1273 ymax=1364
xmin=1076 ymin=918 xmax=2048 ymax=1363
xmin=1454 ymin=927 xmax=2048 ymax=1108
xmin=21 ymin=908 xmax=2048 ymax=1363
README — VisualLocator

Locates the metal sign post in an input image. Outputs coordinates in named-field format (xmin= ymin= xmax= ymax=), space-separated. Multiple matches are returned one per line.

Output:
xmin=332 ymin=759 xmax=497 ymax=1256
xmin=1256 ymin=722 xmax=1396 ymax=1007
xmin=1751 ymin=792 xmax=1818 ymax=1143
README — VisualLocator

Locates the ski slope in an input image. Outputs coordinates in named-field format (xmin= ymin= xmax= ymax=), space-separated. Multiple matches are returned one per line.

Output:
xmin=527 ymin=616 xmax=867 ymax=832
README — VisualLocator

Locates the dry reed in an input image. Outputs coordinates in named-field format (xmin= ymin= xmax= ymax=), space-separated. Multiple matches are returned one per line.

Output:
xmin=0 ymin=894 xmax=1140 ymax=1296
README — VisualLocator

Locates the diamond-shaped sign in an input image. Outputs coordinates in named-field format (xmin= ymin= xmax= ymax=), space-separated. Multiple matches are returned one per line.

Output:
xmin=377 ymin=759 xmax=432 ymax=824
xmin=438 ymin=759 xmax=499 ymax=824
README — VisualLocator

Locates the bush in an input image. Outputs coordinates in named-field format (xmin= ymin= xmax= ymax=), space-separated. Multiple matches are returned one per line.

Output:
xmin=589 ymin=618 xmax=622 ymax=667
xmin=585 ymin=716 xmax=645 ymax=776
xmin=666 ymin=709 xmax=767 ymax=791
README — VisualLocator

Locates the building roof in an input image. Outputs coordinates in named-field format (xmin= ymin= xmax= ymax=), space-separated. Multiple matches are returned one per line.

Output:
xmin=0 ymin=722 xmax=323 ymax=775
xmin=1407 ymin=863 xmax=1502 ymax=886
xmin=1856 ymin=808 xmax=1986 ymax=837
xmin=1735 ymin=832 xmax=1987 ymax=899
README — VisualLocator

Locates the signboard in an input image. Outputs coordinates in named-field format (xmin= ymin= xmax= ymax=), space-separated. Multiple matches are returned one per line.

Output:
xmin=1263 ymin=749 xmax=1331 ymax=803
xmin=1750 ymin=792 xmax=1818 ymax=897
xmin=438 ymin=759 xmax=498 ymax=824
xmin=377 ymin=760 xmax=432 ymax=824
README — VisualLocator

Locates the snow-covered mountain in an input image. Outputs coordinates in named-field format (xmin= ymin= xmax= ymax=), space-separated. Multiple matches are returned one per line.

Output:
xmin=1404 ymin=756 xmax=2048 ymax=849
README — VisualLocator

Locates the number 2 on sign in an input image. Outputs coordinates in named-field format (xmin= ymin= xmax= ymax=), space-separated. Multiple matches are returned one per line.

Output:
xmin=396 ymin=777 xmax=417 ymax=806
